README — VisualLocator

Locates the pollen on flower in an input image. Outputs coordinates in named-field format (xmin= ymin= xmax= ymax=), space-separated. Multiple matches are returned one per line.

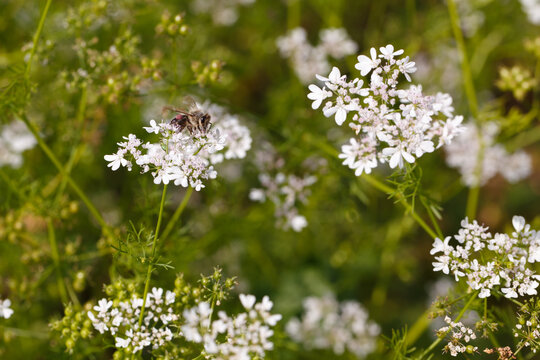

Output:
xmin=308 ymin=44 xmax=464 ymax=175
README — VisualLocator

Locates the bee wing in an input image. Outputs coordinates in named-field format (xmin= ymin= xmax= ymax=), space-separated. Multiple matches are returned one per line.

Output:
xmin=163 ymin=105 xmax=190 ymax=116
xmin=181 ymin=96 xmax=200 ymax=113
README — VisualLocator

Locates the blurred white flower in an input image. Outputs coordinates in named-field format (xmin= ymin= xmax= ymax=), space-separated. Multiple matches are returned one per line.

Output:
xmin=445 ymin=122 xmax=531 ymax=187
xmin=286 ymin=294 xmax=379 ymax=358
xmin=277 ymin=27 xmax=357 ymax=84
xmin=520 ymin=0 xmax=540 ymax=24
xmin=250 ymin=146 xmax=318 ymax=232
xmin=0 ymin=120 xmax=37 ymax=168
xmin=0 ymin=299 xmax=14 ymax=319
xmin=192 ymin=0 xmax=255 ymax=26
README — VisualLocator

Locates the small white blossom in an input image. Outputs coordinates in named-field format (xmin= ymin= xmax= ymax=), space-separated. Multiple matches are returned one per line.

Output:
xmin=437 ymin=316 xmax=477 ymax=357
xmin=520 ymin=0 xmax=540 ymax=24
xmin=0 ymin=120 xmax=37 ymax=168
xmin=431 ymin=216 xmax=540 ymax=299
xmin=286 ymin=294 xmax=379 ymax=358
xmin=192 ymin=0 xmax=255 ymax=26
xmin=250 ymin=146 xmax=319 ymax=232
xmin=310 ymin=45 xmax=463 ymax=175
xmin=0 ymin=299 xmax=14 ymax=319
xmin=277 ymin=27 xmax=357 ymax=84
xmin=445 ymin=122 xmax=531 ymax=187
xmin=88 ymin=287 xmax=178 ymax=353
xmin=182 ymin=294 xmax=281 ymax=359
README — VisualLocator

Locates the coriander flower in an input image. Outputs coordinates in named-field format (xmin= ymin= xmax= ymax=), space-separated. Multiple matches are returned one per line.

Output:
xmin=182 ymin=294 xmax=282 ymax=359
xmin=0 ymin=120 xmax=37 ymax=168
xmin=445 ymin=122 xmax=531 ymax=187
xmin=277 ymin=27 xmax=357 ymax=84
xmin=431 ymin=216 xmax=540 ymax=299
xmin=309 ymin=44 xmax=463 ymax=176
xmin=88 ymin=287 xmax=178 ymax=353
xmin=249 ymin=146 xmax=318 ymax=232
xmin=108 ymin=99 xmax=252 ymax=187
xmin=437 ymin=316 xmax=477 ymax=357
xmin=286 ymin=294 xmax=379 ymax=358
xmin=0 ymin=299 xmax=14 ymax=319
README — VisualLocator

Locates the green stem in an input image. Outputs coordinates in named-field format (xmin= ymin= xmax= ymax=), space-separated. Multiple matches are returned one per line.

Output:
xmin=447 ymin=0 xmax=484 ymax=220
xmin=533 ymin=58 xmax=540 ymax=113
xmin=404 ymin=308 xmax=432 ymax=346
xmin=303 ymin=134 xmax=438 ymax=239
xmin=363 ymin=174 xmax=438 ymax=239
xmin=0 ymin=168 xmax=28 ymax=202
xmin=20 ymin=115 xmax=112 ymax=239
xmin=26 ymin=0 xmax=52 ymax=77
xmin=56 ymin=85 xmax=87 ymax=201
xmin=0 ymin=325 xmax=49 ymax=340
xmin=423 ymin=200 xmax=444 ymax=239
xmin=138 ymin=184 xmax=168 ymax=328
xmin=405 ymin=292 xmax=470 ymax=346
xmin=446 ymin=0 xmax=478 ymax=118
xmin=287 ymin=0 xmax=301 ymax=30
xmin=47 ymin=219 xmax=68 ymax=304
xmin=420 ymin=291 xmax=478 ymax=359
xmin=161 ymin=187 xmax=194 ymax=241
xmin=465 ymin=186 xmax=480 ymax=219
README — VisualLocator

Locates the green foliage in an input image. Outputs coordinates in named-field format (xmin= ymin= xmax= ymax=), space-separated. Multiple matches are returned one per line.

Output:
xmin=0 ymin=0 xmax=539 ymax=359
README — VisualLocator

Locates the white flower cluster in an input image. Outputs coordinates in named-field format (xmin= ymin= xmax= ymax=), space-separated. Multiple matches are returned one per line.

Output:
xmin=445 ymin=122 xmax=531 ymax=187
xmin=431 ymin=216 xmax=540 ymax=299
xmin=192 ymin=0 xmax=255 ymax=26
xmin=520 ymin=0 xmax=540 ymax=24
xmin=181 ymin=294 xmax=282 ymax=359
xmin=249 ymin=149 xmax=317 ymax=232
xmin=87 ymin=287 xmax=177 ymax=353
xmin=277 ymin=27 xmax=357 ymax=83
xmin=0 ymin=120 xmax=37 ymax=168
xmin=0 ymin=298 xmax=13 ymax=319
xmin=437 ymin=316 xmax=477 ymax=357
xmin=197 ymin=101 xmax=252 ymax=164
xmin=308 ymin=45 xmax=464 ymax=175
xmin=286 ymin=295 xmax=380 ymax=358
xmin=104 ymin=120 xmax=224 ymax=190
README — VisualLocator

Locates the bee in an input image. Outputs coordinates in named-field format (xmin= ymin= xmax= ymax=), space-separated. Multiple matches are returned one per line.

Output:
xmin=163 ymin=97 xmax=212 ymax=135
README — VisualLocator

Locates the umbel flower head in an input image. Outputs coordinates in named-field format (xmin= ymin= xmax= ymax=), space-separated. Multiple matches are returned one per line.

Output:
xmin=286 ymin=294 xmax=380 ymax=358
xmin=431 ymin=216 xmax=540 ymax=299
xmin=181 ymin=294 xmax=282 ymax=359
xmin=105 ymin=117 xmax=225 ymax=191
xmin=445 ymin=122 xmax=531 ymax=187
xmin=277 ymin=27 xmax=357 ymax=84
xmin=249 ymin=144 xmax=320 ymax=232
xmin=307 ymin=44 xmax=464 ymax=175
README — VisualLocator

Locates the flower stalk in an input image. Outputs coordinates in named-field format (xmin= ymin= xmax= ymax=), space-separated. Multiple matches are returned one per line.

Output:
xmin=137 ymin=184 xmax=168 ymax=328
